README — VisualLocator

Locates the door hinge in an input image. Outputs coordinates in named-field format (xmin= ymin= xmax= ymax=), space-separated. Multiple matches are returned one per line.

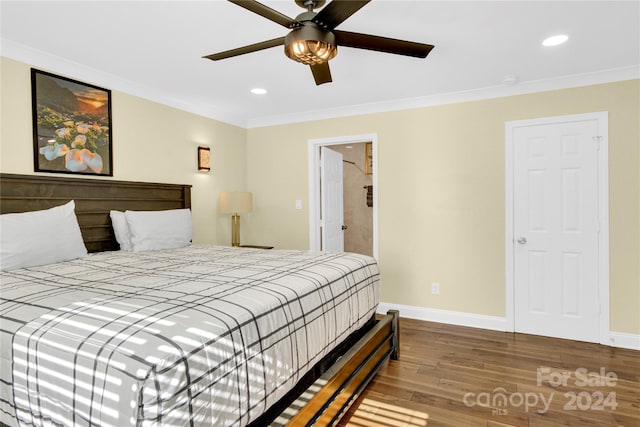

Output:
xmin=593 ymin=136 xmax=602 ymax=151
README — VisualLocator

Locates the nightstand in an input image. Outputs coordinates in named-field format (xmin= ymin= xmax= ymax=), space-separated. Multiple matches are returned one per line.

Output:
xmin=239 ymin=245 xmax=274 ymax=249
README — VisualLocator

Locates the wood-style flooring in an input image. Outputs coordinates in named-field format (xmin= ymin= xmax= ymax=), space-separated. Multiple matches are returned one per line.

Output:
xmin=338 ymin=318 xmax=640 ymax=427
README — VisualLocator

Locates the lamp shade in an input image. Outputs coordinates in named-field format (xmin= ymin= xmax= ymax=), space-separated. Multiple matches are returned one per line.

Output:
xmin=219 ymin=192 xmax=252 ymax=214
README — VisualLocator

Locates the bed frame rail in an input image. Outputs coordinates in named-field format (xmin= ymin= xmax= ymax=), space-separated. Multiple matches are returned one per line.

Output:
xmin=275 ymin=310 xmax=399 ymax=426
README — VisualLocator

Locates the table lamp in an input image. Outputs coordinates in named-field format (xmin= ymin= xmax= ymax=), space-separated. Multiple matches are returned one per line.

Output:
xmin=219 ymin=191 xmax=252 ymax=247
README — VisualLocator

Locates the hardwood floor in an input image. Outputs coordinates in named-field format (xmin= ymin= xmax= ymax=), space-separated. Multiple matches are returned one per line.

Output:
xmin=338 ymin=318 xmax=640 ymax=427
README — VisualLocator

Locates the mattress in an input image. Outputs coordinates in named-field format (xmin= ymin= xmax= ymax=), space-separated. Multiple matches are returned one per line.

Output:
xmin=0 ymin=245 xmax=379 ymax=427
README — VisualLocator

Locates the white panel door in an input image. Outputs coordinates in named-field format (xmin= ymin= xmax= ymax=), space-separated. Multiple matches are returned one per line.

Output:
xmin=513 ymin=118 xmax=600 ymax=342
xmin=320 ymin=146 xmax=344 ymax=252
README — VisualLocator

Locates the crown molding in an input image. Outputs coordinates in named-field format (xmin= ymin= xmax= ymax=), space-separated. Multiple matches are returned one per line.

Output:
xmin=0 ymin=38 xmax=247 ymax=128
xmin=3 ymin=37 xmax=637 ymax=130
xmin=246 ymin=65 xmax=640 ymax=128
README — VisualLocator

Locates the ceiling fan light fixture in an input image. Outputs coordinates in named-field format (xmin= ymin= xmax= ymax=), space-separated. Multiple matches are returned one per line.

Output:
xmin=284 ymin=25 xmax=337 ymax=65
xmin=288 ymin=40 xmax=337 ymax=65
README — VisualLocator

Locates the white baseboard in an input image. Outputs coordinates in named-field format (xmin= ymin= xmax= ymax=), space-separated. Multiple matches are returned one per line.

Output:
xmin=607 ymin=331 xmax=640 ymax=350
xmin=377 ymin=302 xmax=508 ymax=332
xmin=377 ymin=302 xmax=640 ymax=351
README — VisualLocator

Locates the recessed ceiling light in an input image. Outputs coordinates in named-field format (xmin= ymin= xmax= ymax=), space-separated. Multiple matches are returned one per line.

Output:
xmin=251 ymin=88 xmax=267 ymax=95
xmin=542 ymin=34 xmax=568 ymax=47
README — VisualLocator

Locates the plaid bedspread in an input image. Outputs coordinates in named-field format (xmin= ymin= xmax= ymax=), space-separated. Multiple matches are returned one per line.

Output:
xmin=0 ymin=245 xmax=379 ymax=427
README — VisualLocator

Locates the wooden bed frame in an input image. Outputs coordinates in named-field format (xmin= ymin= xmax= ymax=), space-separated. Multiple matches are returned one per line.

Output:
xmin=0 ymin=173 xmax=398 ymax=427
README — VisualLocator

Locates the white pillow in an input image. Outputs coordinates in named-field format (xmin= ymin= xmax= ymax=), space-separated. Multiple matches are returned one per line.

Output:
xmin=0 ymin=200 xmax=88 ymax=271
xmin=124 ymin=208 xmax=192 ymax=252
xmin=109 ymin=210 xmax=133 ymax=251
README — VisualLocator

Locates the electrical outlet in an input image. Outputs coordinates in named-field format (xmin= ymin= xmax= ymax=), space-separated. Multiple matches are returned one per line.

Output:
xmin=431 ymin=282 xmax=440 ymax=295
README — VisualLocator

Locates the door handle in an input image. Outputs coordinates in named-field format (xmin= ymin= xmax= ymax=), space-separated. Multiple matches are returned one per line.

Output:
xmin=517 ymin=237 xmax=527 ymax=244
xmin=341 ymin=225 xmax=348 ymax=231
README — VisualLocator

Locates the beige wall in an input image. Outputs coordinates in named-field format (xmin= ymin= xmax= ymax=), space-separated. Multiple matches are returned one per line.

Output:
xmin=0 ymin=57 xmax=248 ymax=245
xmin=247 ymin=80 xmax=640 ymax=335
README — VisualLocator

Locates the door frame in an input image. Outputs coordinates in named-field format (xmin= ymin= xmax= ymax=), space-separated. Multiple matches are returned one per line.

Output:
xmin=505 ymin=112 xmax=609 ymax=344
xmin=308 ymin=133 xmax=379 ymax=259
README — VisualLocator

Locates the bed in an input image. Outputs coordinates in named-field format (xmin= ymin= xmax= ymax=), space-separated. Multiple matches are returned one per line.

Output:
xmin=0 ymin=173 xmax=398 ymax=427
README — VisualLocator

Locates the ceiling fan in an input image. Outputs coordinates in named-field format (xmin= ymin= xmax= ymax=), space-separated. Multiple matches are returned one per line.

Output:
xmin=203 ymin=0 xmax=434 ymax=85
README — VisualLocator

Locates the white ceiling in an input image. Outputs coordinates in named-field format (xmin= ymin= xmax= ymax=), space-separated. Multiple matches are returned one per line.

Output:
xmin=1 ymin=1 xmax=639 ymax=128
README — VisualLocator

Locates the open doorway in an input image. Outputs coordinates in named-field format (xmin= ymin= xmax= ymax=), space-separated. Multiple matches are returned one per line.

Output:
xmin=331 ymin=143 xmax=373 ymax=256
xmin=308 ymin=133 xmax=378 ymax=259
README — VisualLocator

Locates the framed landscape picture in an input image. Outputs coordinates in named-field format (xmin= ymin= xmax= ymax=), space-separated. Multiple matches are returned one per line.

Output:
xmin=31 ymin=68 xmax=113 ymax=176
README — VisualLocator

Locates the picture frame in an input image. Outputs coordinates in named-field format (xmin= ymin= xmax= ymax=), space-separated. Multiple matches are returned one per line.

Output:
xmin=31 ymin=68 xmax=113 ymax=176
xmin=365 ymin=142 xmax=373 ymax=175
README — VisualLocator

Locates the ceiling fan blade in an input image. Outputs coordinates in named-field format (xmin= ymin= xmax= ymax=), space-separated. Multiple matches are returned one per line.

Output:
xmin=203 ymin=37 xmax=285 ymax=61
xmin=335 ymin=30 xmax=434 ymax=58
xmin=310 ymin=62 xmax=332 ymax=85
xmin=229 ymin=0 xmax=297 ymax=28
xmin=313 ymin=0 xmax=370 ymax=30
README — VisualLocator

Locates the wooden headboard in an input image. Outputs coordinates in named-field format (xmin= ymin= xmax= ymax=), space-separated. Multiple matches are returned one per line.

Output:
xmin=0 ymin=173 xmax=192 ymax=252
